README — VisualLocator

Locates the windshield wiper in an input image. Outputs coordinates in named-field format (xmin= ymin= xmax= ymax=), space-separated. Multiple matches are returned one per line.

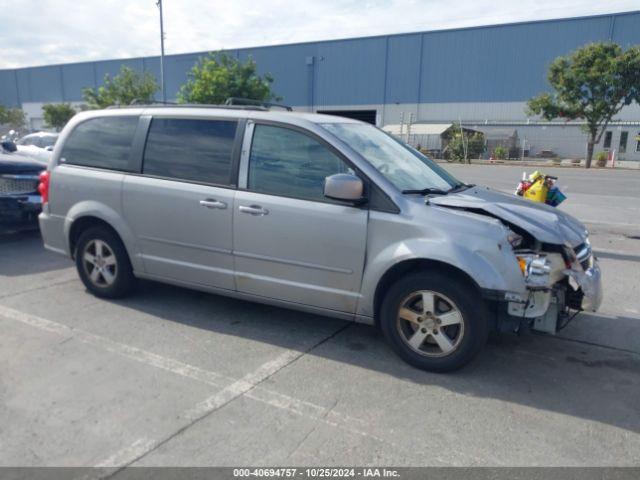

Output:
xmin=447 ymin=182 xmax=475 ymax=193
xmin=401 ymin=187 xmax=450 ymax=195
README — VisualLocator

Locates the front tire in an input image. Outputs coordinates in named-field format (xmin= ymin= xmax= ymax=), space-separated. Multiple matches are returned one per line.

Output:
xmin=380 ymin=271 xmax=488 ymax=372
xmin=74 ymin=226 xmax=135 ymax=298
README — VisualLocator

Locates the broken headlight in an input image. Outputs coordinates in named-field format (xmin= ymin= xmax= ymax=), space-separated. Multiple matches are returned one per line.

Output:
xmin=505 ymin=229 xmax=523 ymax=248
xmin=516 ymin=253 xmax=551 ymax=288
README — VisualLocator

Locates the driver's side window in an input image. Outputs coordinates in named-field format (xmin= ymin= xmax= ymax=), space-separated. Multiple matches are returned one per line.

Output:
xmin=248 ymin=124 xmax=350 ymax=202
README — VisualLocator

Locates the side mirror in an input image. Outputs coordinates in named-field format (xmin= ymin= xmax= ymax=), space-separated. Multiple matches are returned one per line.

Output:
xmin=324 ymin=173 xmax=364 ymax=202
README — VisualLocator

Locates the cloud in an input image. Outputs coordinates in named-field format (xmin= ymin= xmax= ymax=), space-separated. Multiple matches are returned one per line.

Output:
xmin=0 ymin=0 xmax=638 ymax=68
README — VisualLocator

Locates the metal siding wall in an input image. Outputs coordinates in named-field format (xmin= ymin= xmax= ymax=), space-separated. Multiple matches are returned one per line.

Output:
xmin=611 ymin=12 xmax=640 ymax=47
xmin=142 ymin=56 xmax=162 ymax=88
xmin=238 ymin=43 xmax=317 ymax=106
xmin=315 ymin=37 xmax=387 ymax=106
xmin=15 ymin=70 xmax=32 ymax=104
xmin=420 ymin=16 xmax=611 ymax=103
xmin=2 ymin=12 xmax=639 ymax=109
xmin=18 ymin=66 xmax=63 ymax=103
xmin=0 ymin=70 xmax=19 ymax=106
xmin=385 ymin=34 xmax=421 ymax=104
xmin=93 ymin=58 xmax=145 ymax=95
xmin=164 ymin=53 xmax=202 ymax=100
xmin=61 ymin=62 xmax=96 ymax=101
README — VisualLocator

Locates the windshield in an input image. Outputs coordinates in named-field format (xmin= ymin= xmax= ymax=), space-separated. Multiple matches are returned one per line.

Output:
xmin=321 ymin=123 xmax=460 ymax=192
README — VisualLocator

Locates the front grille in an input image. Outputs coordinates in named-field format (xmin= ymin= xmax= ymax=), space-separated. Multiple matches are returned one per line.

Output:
xmin=0 ymin=177 xmax=38 ymax=195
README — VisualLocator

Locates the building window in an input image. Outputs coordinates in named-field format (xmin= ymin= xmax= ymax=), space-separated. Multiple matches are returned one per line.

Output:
xmin=619 ymin=131 xmax=628 ymax=153
xmin=603 ymin=131 xmax=612 ymax=149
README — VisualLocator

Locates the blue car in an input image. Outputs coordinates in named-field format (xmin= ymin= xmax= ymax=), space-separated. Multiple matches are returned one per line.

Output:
xmin=0 ymin=147 xmax=45 ymax=233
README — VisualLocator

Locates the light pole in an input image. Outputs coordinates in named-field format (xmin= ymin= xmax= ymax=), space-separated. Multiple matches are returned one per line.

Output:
xmin=156 ymin=0 xmax=166 ymax=103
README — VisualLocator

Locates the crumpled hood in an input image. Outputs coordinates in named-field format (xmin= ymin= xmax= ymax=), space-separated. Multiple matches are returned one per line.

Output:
xmin=429 ymin=186 xmax=586 ymax=246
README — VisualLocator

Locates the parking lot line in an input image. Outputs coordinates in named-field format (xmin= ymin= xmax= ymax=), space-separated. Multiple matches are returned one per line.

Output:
xmin=94 ymin=438 xmax=157 ymax=468
xmin=0 ymin=303 xmax=384 ymax=467
xmin=0 ymin=303 xmax=233 ymax=388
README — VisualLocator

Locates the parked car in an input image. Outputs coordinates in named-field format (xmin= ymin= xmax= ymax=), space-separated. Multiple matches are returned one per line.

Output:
xmin=14 ymin=132 xmax=58 ymax=165
xmin=38 ymin=106 xmax=603 ymax=372
xmin=17 ymin=131 xmax=59 ymax=149
xmin=0 ymin=150 xmax=45 ymax=233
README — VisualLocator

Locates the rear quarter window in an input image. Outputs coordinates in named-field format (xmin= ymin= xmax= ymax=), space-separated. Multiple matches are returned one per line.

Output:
xmin=60 ymin=116 xmax=138 ymax=171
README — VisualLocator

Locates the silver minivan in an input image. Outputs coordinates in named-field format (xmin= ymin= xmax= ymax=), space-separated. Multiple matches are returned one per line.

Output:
xmin=38 ymin=105 xmax=602 ymax=372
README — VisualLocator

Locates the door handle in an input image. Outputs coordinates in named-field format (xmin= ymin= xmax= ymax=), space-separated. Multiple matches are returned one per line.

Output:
xmin=239 ymin=205 xmax=269 ymax=216
xmin=199 ymin=198 xmax=227 ymax=209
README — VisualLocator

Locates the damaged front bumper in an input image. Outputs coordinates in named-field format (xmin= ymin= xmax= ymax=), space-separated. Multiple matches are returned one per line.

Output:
xmin=565 ymin=260 xmax=603 ymax=312
xmin=500 ymin=251 xmax=603 ymax=335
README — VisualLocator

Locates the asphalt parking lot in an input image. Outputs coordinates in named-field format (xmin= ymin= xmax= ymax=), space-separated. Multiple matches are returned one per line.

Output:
xmin=1 ymin=164 xmax=639 ymax=468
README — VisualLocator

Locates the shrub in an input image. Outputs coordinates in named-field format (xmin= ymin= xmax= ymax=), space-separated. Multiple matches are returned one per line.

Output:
xmin=595 ymin=151 xmax=608 ymax=167
xmin=42 ymin=103 xmax=76 ymax=131
xmin=493 ymin=145 xmax=508 ymax=160
xmin=83 ymin=66 xmax=158 ymax=109
xmin=178 ymin=52 xmax=279 ymax=105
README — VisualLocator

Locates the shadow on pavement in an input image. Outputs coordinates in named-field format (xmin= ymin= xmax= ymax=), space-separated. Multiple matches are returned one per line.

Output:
xmin=4 ymin=230 xmax=639 ymax=436
xmin=0 ymin=230 xmax=69 ymax=277
xmin=107 ymin=279 xmax=640 ymax=436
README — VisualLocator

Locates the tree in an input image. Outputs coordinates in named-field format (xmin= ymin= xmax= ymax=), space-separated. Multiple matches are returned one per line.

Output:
xmin=0 ymin=104 xmax=26 ymax=130
xmin=527 ymin=42 xmax=640 ymax=168
xmin=42 ymin=103 xmax=76 ymax=131
xmin=83 ymin=66 xmax=158 ymax=109
xmin=443 ymin=123 xmax=485 ymax=162
xmin=178 ymin=52 xmax=279 ymax=104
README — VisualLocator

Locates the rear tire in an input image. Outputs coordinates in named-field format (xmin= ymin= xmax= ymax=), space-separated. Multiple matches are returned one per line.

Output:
xmin=74 ymin=226 xmax=135 ymax=299
xmin=380 ymin=271 xmax=488 ymax=372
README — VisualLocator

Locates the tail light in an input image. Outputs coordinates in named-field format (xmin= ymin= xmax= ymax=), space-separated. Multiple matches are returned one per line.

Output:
xmin=38 ymin=171 xmax=50 ymax=204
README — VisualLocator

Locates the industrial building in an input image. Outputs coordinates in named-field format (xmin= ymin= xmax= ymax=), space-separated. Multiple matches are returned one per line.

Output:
xmin=1 ymin=11 xmax=640 ymax=161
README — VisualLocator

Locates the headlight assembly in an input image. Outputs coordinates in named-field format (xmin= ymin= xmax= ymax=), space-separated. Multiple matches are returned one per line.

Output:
xmin=516 ymin=253 xmax=551 ymax=288
xmin=506 ymin=229 xmax=523 ymax=248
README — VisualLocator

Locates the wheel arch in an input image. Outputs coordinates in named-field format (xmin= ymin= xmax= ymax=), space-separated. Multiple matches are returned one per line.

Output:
xmin=68 ymin=216 xmax=122 ymax=259
xmin=63 ymin=201 xmax=141 ymax=271
xmin=372 ymin=258 xmax=482 ymax=326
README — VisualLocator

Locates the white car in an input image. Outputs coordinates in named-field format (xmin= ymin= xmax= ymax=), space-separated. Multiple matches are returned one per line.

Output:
xmin=15 ymin=132 xmax=58 ymax=165
xmin=17 ymin=131 xmax=59 ymax=149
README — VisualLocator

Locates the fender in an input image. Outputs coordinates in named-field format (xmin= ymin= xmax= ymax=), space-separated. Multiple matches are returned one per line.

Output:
xmin=63 ymin=200 xmax=144 ymax=272
xmin=357 ymin=235 xmax=527 ymax=318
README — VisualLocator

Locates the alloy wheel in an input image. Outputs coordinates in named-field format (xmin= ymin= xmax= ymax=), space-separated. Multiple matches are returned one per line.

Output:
xmin=82 ymin=239 xmax=117 ymax=288
xmin=396 ymin=290 xmax=465 ymax=357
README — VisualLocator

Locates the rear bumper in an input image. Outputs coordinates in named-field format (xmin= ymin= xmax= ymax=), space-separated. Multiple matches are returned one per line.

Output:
xmin=38 ymin=208 xmax=69 ymax=255
xmin=0 ymin=194 xmax=41 ymax=232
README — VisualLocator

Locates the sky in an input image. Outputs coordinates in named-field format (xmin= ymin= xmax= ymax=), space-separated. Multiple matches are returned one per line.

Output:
xmin=0 ymin=0 xmax=638 ymax=69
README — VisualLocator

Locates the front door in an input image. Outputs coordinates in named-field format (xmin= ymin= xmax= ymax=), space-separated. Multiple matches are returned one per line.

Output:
xmin=233 ymin=123 xmax=368 ymax=313
xmin=123 ymin=117 xmax=239 ymax=290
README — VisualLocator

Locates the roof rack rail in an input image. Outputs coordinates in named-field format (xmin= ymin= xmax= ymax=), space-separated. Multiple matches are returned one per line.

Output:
xmin=224 ymin=97 xmax=292 ymax=111
xmin=105 ymin=102 xmax=268 ymax=111
xmin=130 ymin=98 xmax=178 ymax=106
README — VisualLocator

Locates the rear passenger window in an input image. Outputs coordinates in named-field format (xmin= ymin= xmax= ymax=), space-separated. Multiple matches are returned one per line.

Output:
xmin=61 ymin=116 xmax=138 ymax=171
xmin=143 ymin=118 xmax=237 ymax=185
